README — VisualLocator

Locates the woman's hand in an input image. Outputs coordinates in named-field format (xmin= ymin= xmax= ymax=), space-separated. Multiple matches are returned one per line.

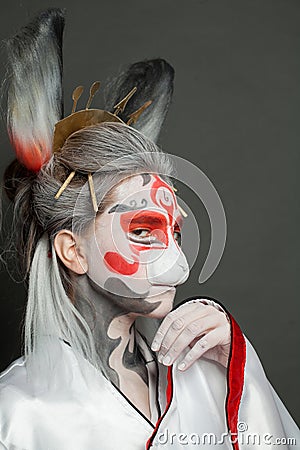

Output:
xmin=151 ymin=300 xmax=231 ymax=371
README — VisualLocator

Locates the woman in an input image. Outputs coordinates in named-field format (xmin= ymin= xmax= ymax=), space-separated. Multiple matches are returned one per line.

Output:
xmin=0 ymin=8 xmax=298 ymax=450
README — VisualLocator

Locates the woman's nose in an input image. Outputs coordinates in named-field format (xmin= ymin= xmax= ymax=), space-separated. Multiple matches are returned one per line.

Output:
xmin=145 ymin=240 xmax=189 ymax=286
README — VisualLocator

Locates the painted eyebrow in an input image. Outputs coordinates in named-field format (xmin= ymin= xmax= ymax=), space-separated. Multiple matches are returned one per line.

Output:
xmin=124 ymin=212 xmax=167 ymax=226
xmin=108 ymin=200 xmax=147 ymax=214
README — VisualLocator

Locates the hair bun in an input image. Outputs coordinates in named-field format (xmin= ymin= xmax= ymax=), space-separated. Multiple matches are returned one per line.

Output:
xmin=3 ymin=159 xmax=35 ymax=202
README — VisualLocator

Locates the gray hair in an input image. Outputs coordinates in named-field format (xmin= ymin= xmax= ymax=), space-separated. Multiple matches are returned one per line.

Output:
xmin=2 ymin=7 xmax=175 ymax=385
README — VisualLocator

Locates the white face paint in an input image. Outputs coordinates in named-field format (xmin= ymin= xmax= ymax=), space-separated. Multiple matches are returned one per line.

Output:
xmin=83 ymin=174 xmax=189 ymax=315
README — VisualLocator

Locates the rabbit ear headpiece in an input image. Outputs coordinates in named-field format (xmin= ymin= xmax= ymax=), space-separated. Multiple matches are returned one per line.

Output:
xmin=6 ymin=8 xmax=175 ymax=211
xmin=6 ymin=8 xmax=64 ymax=173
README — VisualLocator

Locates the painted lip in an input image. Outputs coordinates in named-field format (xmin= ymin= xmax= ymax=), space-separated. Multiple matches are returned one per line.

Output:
xmin=150 ymin=284 xmax=176 ymax=288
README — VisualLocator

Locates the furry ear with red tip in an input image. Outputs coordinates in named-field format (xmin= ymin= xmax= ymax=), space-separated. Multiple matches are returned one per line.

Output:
xmin=5 ymin=8 xmax=65 ymax=172
xmin=103 ymin=59 xmax=174 ymax=144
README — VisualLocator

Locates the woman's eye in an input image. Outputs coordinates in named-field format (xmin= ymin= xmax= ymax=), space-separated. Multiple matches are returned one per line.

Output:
xmin=128 ymin=229 xmax=155 ymax=244
xmin=128 ymin=228 xmax=163 ymax=246
xmin=131 ymin=228 xmax=151 ymax=238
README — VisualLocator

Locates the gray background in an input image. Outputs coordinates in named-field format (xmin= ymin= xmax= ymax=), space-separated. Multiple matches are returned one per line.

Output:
xmin=0 ymin=0 xmax=299 ymax=423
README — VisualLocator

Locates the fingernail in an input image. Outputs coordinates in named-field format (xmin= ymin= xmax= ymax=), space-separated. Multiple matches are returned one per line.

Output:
xmin=157 ymin=354 xmax=163 ymax=364
xmin=162 ymin=355 xmax=171 ymax=366
xmin=178 ymin=362 xmax=186 ymax=371
xmin=151 ymin=340 xmax=160 ymax=351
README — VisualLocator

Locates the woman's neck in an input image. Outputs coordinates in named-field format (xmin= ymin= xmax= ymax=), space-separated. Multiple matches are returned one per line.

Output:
xmin=74 ymin=274 xmax=149 ymax=388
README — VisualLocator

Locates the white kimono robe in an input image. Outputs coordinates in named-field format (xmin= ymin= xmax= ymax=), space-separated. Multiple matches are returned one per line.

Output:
xmin=0 ymin=310 xmax=299 ymax=450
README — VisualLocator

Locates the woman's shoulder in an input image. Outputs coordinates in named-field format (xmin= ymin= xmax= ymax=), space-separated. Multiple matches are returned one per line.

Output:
xmin=0 ymin=356 xmax=27 ymax=392
xmin=0 ymin=356 xmax=33 ymax=436
xmin=0 ymin=356 xmax=31 ymax=409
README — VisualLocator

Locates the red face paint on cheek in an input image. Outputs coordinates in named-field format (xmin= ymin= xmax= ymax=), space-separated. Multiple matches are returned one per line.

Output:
xmin=104 ymin=251 xmax=139 ymax=275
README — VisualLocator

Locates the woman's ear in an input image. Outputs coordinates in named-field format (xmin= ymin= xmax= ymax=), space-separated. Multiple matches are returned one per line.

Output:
xmin=54 ymin=230 xmax=88 ymax=275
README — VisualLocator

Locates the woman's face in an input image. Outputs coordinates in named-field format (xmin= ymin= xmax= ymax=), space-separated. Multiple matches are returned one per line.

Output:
xmin=83 ymin=173 xmax=189 ymax=317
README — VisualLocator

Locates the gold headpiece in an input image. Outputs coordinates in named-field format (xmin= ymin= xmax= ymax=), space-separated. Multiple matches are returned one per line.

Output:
xmin=53 ymin=82 xmax=152 ymax=211
xmin=53 ymin=84 xmax=187 ymax=218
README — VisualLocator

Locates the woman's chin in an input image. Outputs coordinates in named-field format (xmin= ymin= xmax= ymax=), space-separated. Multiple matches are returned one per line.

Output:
xmin=144 ymin=286 xmax=176 ymax=318
xmin=148 ymin=285 xmax=176 ymax=296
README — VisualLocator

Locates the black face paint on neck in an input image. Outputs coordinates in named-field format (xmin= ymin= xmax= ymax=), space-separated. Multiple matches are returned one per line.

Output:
xmin=74 ymin=274 xmax=161 ymax=389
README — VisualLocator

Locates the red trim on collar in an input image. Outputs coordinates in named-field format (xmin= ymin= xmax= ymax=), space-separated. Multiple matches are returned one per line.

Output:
xmin=226 ymin=313 xmax=247 ymax=450
xmin=146 ymin=310 xmax=247 ymax=450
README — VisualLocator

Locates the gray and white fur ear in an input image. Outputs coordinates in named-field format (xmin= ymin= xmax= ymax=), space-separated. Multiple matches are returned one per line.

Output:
xmin=5 ymin=8 xmax=65 ymax=172
xmin=104 ymin=59 xmax=174 ymax=143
